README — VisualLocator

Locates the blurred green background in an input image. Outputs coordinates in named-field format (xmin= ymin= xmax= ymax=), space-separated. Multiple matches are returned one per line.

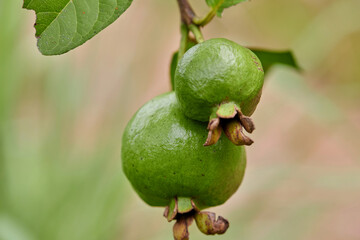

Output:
xmin=1 ymin=0 xmax=360 ymax=239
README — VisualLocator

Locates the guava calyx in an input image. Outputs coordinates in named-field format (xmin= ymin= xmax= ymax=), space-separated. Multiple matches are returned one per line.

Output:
xmin=164 ymin=197 xmax=229 ymax=240
xmin=164 ymin=197 xmax=197 ymax=222
xmin=204 ymin=102 xmax=255 ymax=146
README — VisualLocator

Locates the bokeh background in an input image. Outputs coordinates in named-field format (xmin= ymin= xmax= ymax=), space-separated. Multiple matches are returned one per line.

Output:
xmin=1 ymin=0 xmax=360 ymax=239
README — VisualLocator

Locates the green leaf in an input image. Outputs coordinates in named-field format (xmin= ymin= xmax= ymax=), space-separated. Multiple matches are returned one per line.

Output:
xmin=23 ymin=0 xmax=133 ymax=55
xmin=250 ymin=49 xmax=301 ymax=73
xmin=206 ymin=0 xmax=247 ymax=16
xmin=170 ymin=40 xmax=196 ymax=90
xmin=170 ymin=52 xmax=178 ymax=90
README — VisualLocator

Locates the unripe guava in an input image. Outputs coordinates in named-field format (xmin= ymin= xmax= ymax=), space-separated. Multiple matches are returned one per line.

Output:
xmin=174 ymin=38 xmax=264 ymax=146
xmin=121 ymin=92 xmax=246 ymax=210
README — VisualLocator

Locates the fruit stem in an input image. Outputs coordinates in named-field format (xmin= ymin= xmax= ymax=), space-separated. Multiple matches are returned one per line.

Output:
xmin=188 ymin=24 xmax=204 ymax=43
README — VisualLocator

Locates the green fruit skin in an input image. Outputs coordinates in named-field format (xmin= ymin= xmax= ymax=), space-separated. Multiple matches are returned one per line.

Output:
xmin=175 ymin=38 xmax=264 ymax=122
xmin=122 ymin=92 xmax=246 ymax=209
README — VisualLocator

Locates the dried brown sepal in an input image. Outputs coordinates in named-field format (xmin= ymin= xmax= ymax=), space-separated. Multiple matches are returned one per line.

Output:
xmin=236 ymin=108 xmax=255 ymax=133
xmin=164 ymin=206 xmax=170 ymax=218
xmin=173 ymin=215 xmax=193 ymax=240
xmin=204 ymin=125 xmax=222 ymax=146
xmin=223 ymin=119 xmax=253 ymax=146
xmin=194 ymin=211 xmax=229 ymax=235
xmin=239 ymin=115 xmax=255 ymax=133
xmin=165 ymin=198 xmax=179 ymax=222
xmin=207 ymin=117 xmax=220 ymax=131
xmin=191 ymin=199 xmax=200 ymax=212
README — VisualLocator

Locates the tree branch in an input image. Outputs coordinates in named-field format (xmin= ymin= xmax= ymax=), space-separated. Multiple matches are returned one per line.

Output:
xmin=177 ymin=0 xmax=195 ymax=25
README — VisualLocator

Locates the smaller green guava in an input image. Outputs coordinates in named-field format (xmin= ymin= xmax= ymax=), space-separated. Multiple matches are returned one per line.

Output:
xmin=121 ymin=92 xmax=246 ymax=239
xmin=174 ymin=38 xmax=264 ymax=147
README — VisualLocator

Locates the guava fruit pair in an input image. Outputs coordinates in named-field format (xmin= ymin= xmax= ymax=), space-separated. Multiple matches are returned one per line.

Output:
xmin=122 ymin=92 xmax=246 ymax=239
xmin=122 ymin=38 xmax=264 ymax=239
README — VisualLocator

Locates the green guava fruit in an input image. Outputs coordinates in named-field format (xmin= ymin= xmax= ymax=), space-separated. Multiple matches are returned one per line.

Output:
xmin=174 ymin=38 xmax=264 ymax=147
xmin=122 ymin=92 xmax=246 ymax=239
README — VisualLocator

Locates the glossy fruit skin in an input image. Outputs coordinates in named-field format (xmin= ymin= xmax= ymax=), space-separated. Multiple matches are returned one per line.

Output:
xmin=122 ymin=92 xmax=246 ymax=209
xmin=175 ymin=38 xmax=264 ymax=122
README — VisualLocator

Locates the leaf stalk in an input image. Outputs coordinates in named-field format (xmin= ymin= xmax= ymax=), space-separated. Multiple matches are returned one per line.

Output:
xmin=192 ymin=0 xmax=225 ymax=26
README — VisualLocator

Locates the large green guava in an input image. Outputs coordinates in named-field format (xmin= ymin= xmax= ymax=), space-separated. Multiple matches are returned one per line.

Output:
xmin=174 ymin=38 xmax=264 ymax=147
xmin=121 ymin=92 xmax=246 ymax=238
